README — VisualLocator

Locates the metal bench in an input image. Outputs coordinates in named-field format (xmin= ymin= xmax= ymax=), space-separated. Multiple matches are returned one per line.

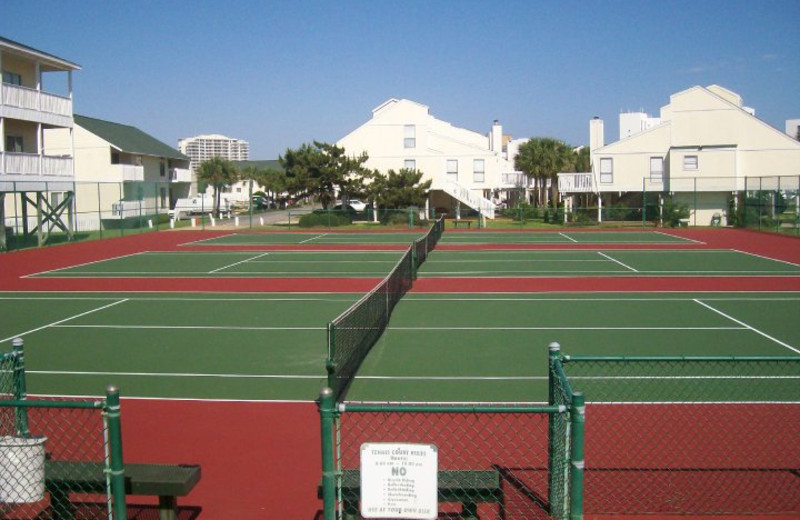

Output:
xmin=45 ymin=460 xmax=201 ymax=520
xmin=319 ymin=468 xmax=502 ymax=519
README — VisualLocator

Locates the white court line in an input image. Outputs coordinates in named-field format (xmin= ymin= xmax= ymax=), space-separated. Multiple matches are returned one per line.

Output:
xmin=558 ymin=232 xmax=578 ymax=243
xmin=209 ymin=252 xmax=270 ymax=273
xmin=597 ymin=252 xmax=639 ymax=272
xmin=29 ymin=370 xmax=322 ymax=379
xmin=652 ymin=230 xmax=705 ymax=244
xmin=694 ymin=299 xmax=800 ymax=354
xmin=54 ymin=325 xmax=325 ymax=330
xmin=299 ymin=234 xmax=327 ymax=244
xmin=22 ymin=251 xmax=148 ymax=278
xmin=0 ymin=299 xmax=129 ymax=343
xmin=387 ymin=326 xmax=744 ymax=331
xmin=732 ymin=248 xmax=800 ymax=267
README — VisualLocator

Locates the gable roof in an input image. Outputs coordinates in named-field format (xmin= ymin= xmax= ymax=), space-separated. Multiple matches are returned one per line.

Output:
xmin=75 ymin=115 xmax=188 ymax=160
xmin=233 ymin=159 xmax=282 ymax=171
xmin=0 ymin=35 xmax=81 ymax=71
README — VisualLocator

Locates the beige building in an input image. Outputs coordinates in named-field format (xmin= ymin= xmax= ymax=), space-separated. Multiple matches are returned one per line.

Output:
xmin=1 ymin=36 xmax=80 ymax=248
xmin=559 ymin=85 xmax=800 ymax=225
xmin=46 ymin=115 xmax=190 ymax=230
xmin=337 ymin=98 xmax=525 ymax=219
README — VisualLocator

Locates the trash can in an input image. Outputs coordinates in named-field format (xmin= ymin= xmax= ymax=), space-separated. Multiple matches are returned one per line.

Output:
xmin=0 ymin=435 xmax=47 ymax=503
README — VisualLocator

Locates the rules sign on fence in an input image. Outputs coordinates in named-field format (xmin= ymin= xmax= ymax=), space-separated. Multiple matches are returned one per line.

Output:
xmin=360 ymin=443 xmax=437 ymax=519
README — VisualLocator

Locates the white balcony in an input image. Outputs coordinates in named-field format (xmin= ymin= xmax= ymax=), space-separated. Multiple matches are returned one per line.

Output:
xmin=1 ymin=83 xmax=73 ymax=127
xmin=110 ymin=164 xmax=144 ymax=182
xmin=1 ymin=152 xmax=73 ymax=177
xmin=169 ymin=167 xmax=191 ymax=182
xmin=558 ymin=172 xmax=596 ymax=193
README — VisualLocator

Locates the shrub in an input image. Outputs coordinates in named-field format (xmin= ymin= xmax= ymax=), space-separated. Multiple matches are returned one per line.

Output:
xmin=298 ymin=212 xmax=352 ymax=227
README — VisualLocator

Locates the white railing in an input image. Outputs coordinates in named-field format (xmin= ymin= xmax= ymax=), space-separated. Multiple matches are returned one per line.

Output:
xmin=1 ymin=152 xmax=73 ymax=177
xmin=443 ymin=179 xmax=496 ymax=219
xmin=169 ymin=168 xmax=191 ymax=182
xmin=1 ymin=83 xmax=72 ymax=118
xmin=110 ymin=164 xmax=144 ymax=182
xmin=111 ymin=200 xmax=146 ymax=218
xmin=501 ymin=172 xmax=535 ymax=187
xmin=558 ymin=172 xmax=596 ymax=193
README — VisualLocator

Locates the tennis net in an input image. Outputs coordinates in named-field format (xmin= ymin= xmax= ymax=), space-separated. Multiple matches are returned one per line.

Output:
xmin=326 ymin=216 xmax=445 ymax=401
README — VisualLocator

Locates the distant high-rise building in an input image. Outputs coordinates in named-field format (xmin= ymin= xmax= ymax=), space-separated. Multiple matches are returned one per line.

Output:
xmin=177 ymin=134 xmax=249 ymax=172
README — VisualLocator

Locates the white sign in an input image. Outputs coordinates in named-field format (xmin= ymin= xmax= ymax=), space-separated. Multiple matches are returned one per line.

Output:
xmin=360 ymin=443 xmax=438 ymax=519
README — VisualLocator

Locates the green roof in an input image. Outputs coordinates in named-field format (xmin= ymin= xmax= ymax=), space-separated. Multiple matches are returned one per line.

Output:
xmin=75 ymin=115 xmax=188 ymax=161
xmin=234 ymin=159 xmax=283 ymax=171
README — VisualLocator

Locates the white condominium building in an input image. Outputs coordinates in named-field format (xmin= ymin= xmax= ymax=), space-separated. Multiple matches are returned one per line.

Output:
xmin=177 ymin=134 xmax=249 ymax=172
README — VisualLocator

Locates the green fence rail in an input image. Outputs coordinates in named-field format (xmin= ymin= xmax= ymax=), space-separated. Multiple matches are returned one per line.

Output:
xmin=0 ymin=338 xmax=126 ymax=518
xmin=557 ymin=349 xmax=800 ymax=516
xmin=319 ymin=341 xmax=584 ymax=520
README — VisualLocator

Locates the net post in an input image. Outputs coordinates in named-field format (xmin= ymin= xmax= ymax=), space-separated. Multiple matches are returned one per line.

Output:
xmin=326 ymin=323 xmax=337 ymax=397
xmin=105 ymin=385 xmax=127 ymax=519
xmin=547 ymin=341 xmax=563 ymax=517
xmin=411 ymin=241 xmax=418 ymax=280
xmin=12 ymin=337 xmax=29 ymax=436
xmin=569 ymin=392 xmax=585 ymax=519
xmin=319 ymin=387 xmax=337 ymax=520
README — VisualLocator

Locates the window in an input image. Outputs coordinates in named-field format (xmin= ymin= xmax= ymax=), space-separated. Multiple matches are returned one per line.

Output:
xmin=404 ymin=159 xmax=416 ymax=170
xmin=649 ymin=157 xmax=664 ymax=183
xmin=2 ymin=71 xmax=22 ymax=86
xmin=5 ymin=136 xmax=23 ymax=153
xmin=160 ymin=162 xmax=166 ymax=177
xmin=473 ymin=159 xmax=485 ymax=183
xmin=446 ymin=159 xmax=458 ymax=181
xmin=404 ymin=125 xmax=416 ymax=148
xmin=683 ymin=155 xmax=698 ymax=170
xmin=111 ymin=152 xmax=120 ymax=164
xmin=599 ymin=158 xmax=613 ymax=183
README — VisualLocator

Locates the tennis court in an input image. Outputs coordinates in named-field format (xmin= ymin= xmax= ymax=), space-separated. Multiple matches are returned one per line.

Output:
xmin=342 ymin=291 xmax=799 ymax=402
xmin=27 ymin=250 xmax=408 ymax=278
xmin=0 ymin=226 xmax=798 ymax=519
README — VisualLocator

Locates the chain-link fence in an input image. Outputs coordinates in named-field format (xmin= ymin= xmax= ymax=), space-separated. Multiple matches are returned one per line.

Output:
xmin=560 ymin=352 xmax=800 ymax=516
xmin=318 ymin=342 xmax=584 ymax=520
xmin=0 ymin=338 xmax=125 ymax=519
xmin=506 ymin=174 xmax=800 ymax=233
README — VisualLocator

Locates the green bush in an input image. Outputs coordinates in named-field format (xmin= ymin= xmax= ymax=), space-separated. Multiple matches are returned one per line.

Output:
xmin=298 ymin=212 xmax=352 ymax=227
xmin=662 ymin=198 xmax=691 ymax=228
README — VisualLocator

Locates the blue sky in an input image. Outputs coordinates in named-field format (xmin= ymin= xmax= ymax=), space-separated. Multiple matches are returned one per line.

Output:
xmin=4 ymin=0 xmax=798 ymax=158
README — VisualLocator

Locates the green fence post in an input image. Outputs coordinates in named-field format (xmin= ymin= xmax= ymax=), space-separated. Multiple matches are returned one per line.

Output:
xmin=570 ymin=392 xmax=585 ymax=520
xmin=319 ymin=387 xmax=337 ymax=520
xmin=408 ymin=208 xmax=413 ymax=228
xmin=105 ymin=385 xmax=127 ymax=520
xmin=547 ymin=341 xmax=561 ymax=515
xmin=12 ymin=337 xmax=29 ymax=436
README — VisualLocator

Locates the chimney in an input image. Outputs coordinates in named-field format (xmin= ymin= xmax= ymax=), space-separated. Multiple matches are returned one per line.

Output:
xmin=490 ymin=120 xmax=502 ymax=153
xmin=590 ymin=117 xmax=604 ymax=153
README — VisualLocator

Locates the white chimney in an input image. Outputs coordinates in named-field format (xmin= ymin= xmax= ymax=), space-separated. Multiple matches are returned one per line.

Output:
xmin=490 ymin=120 xmax=503 ymax=153
xmin=590 ymin=117 xmax=604 ymax=152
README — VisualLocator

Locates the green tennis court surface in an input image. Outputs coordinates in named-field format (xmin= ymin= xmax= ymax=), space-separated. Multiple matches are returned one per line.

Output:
xmin=185 ymin=229 xmax=696 ymax=246
xmin=438 ymin=230 xmax=699 ymax=244
xmin=185 ymin=231 xmax=427 ymax=246
xmin=346 ymin=292 xmax=800 ymax=402
xmin=29 ymin=251 xmax=407 ymax=278
xmin=3 ymin=291 xmax=796 ymax=403
xmin=416 ymin=249 xmax=800 ymax=277
xmin=27 ymin=248 xmax=800 ymax=279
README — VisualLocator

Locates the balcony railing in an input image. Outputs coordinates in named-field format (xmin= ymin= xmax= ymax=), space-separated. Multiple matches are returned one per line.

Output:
xmin=169 ymin=168 xmax=191 ymax=182
xmin=1 ymin=83 xmax=72 ymax=122
xmin=558 ymin=172 xmax=596 ymax=193
xmin=111 ymin=164 xmax=144 ymax=182
xmin=0 ymin=152 xmax=73 ymax=177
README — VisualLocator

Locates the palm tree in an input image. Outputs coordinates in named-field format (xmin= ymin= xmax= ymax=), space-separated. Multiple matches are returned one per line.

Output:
xmin=196 ymin=157 xmax=239 ymax=214
xmin=515 ymin=138 xmax=574 ymax=208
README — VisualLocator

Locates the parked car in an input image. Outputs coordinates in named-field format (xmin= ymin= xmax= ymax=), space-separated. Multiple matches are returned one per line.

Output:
xmin=335 ymin=199 xmax=367 ymax=212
